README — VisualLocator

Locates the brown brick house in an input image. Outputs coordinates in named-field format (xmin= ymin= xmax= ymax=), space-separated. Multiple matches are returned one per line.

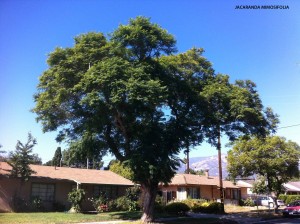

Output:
xmin=0 ymin=162 xmax=134 ymax=212
xmin=158 ymin=172 xmax=241 ymax=205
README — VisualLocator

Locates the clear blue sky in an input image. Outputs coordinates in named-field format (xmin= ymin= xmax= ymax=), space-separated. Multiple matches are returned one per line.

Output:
xmin=1 ymin=0 xmax=299 ymax=165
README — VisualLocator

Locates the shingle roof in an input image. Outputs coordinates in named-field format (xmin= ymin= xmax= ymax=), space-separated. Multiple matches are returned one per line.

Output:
xmin=0 ymin=162 xmax=134 ymax=186
xmin=284 ymin=182 xmax=300 ymax=192
xmin=236 ymin=179 xmax=255 ymax=188
xmin=166 ymin=173 xmax=239 ymax=189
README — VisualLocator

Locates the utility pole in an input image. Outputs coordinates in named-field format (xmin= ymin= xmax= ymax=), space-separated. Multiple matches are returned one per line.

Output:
xmin=185 ymin=142 xmax=190 ymax=174
xmin=186 ymin=148 xmax=190 ymax=174
xmin=217 ymin=126 xmax=224 ymax=210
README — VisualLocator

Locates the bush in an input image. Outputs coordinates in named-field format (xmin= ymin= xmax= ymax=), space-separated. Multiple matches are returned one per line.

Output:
xmin=115 ymin=196 xmax=131 ymax=211
xmin=278 ymin=194 xmax=287 ymax=203
xmin=12 ymin=196 xmax=45 ymax=212
xmin=154 ymin=195 xmax=165 ymax=213
xmin=68 ymin=188 xmax=85 ymax=212
xmin=282 ymin=195 xmax=300 ymax=205
xmin=165 ymin=202 xmax=190 ymax=216
xmin=206 ymin=202 xmax=224 ymax=214
xmin=241 ymin=198 xmax=255 ymax=207
xmin=52 ymin=201 xmax=66 ymax=212
xmin=89 ymin=194 xmax=109 ymax=213
xmin=30 ymin=196 xmax=44 ymax=212
xmin=191 ymin=201 xmax=224 ymax=214
xmin=181 ymin=198 xmax=207 ymax=209
xmin=126 ymin=186 xmax=141 ymax=202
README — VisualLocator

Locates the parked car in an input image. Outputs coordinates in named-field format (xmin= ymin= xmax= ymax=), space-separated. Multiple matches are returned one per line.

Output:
xmin=257 ymin=196 xmax=285 ymax=207
xmin=282 ymin=200 xmax=300 ymax=217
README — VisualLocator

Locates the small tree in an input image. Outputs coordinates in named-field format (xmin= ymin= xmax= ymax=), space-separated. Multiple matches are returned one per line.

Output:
xmin=252 ymin=175 xmax=268 ymax=195
xmin=8 ymin=133 xmax=37 ymax=181
xmin=228 ymin=136 xmax=300 ymax=212
xmin=52 ymin=147 xmax=62 ymax=167
xmin=109 ymin=160 xmax=134 ymax=180
xmin=31 ymin=153 xmax=42 ymax=165
xmin=68 ymin=188 xmax=85 ymax=213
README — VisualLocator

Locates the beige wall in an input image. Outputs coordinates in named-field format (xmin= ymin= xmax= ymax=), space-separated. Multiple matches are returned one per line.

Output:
xmin=158 ymin=184 xmax=240 ymax=205
xmin=0 ymin=176 xmax=75 ymax=212
xmin=159 ymin=185 xmax=218 ymax=201
xmin=240 ymin=187 xmax=249 ymax=199
xmin=0 ymin=175 xmax=132 ymax=212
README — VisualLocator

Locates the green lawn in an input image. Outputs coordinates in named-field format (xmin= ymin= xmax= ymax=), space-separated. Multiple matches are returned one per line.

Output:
xmin=123 ymin=217 xmax=226 ymax=224
xmin=0 ymin=212 xmax=224 ymax=224
xmin=0 ymin=211 xmax=141 ymax=224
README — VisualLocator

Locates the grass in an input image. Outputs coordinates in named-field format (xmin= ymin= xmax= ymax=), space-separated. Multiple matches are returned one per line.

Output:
xmin=0 ymin=211 xmax=228 ymax=224
xmin=123 ymin=217 xmax=222 ymax=224
xmin=225 ymin=204 xmax=283 ymax=219
xmin=0 ymin=205 xmax=282 ymax=224
xmin=0 ymin=211 xmax=141 ymax=224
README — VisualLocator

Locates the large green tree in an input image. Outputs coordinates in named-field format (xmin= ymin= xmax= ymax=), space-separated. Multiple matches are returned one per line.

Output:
xmin=8 ymin=133 xmax=37 ymax=181
xmin=227 ymin=136 xmax=300 ymax=211
xmin=33 ymin=17 xmax=274 ymax=222
xmin=33 ymin=17 xmax=211 ymax=222
xmin=200 ymin=74 xmax=278 ymax=206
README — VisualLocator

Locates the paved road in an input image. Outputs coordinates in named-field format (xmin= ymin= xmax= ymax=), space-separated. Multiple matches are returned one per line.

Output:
xmin=253 ymin=217 xmax=300 ymax=223
xmin=188 ymin=212 xmax=300 ymax=224
xmin=76 ymin=213 xmax=300 ymax=224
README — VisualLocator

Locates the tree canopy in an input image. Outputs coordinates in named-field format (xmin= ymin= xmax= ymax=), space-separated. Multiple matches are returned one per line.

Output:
xmin=33 ymin=17 xmax=276 ymax=223
xmin=108 ymin=160 xmax=134 ymax=180
xmin=8 ymin=133 xmax=37 ymax=181
xmin=227 ymin=136 xmax=300 ymax=209
xmin=201 ymin=75 xmax=278 ymax=147
xmin=52 ymin=147 xmax=62 ymax=167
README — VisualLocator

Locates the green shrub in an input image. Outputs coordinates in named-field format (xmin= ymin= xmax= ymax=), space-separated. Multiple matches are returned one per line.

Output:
xmin=242 ymin=198 xmax=255 ymax=207
xmin=115 ymin=196 xmax=131 ymax=211
xmin=191 ymin=204 xmax=203 ymax=213
xmin=278 ymin=194 xmax=287 ymax=203
xmin=284 ymin=195 xmax=300 ymax=205
xmin=165 ymin=202 xmax=190 ymax=216
xmin=181 ymin=198 xmax=207 ymax=209
xmin=30 ymin=196 xmax=44 ymax=212
xmin=154 ymin=201 xmax=165 ymax=213
xmin=154 ymin=195 xmax=165 ymax=213
xmin=67 ymin=188 xmax=85 ymax=212
xmin=89 ymin=193 xmax=109 ymax=213
xmin=191 ymin=201 xmax=224 ymax=214
xmin=205 ymin=202 xmax=224 ymax=214
xmin=126 ymin=186 xmax=141 ymax=202
xmin=52 ymin=201 xmax=66 ymax=212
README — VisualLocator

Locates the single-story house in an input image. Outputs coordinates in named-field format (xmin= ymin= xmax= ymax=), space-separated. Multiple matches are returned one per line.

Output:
xmin=158 ymin=171 xmax=241 ymax=205
xmin=236 ymin=180 xmax=300 ymax=198
xmin=0 ymin=162 xmax=134 ymax=212
xmin=236 ymin=179 xmax=255 ymax=199
xmin=283 ymin=182 xmax=300 ymax=195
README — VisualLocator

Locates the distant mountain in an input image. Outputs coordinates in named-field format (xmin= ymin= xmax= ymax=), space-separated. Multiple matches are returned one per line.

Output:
xmin=177 ymin=154 xmax=228 ymax=178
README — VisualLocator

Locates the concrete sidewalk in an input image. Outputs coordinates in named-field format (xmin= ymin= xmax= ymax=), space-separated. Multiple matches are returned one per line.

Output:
xmin=76 ymin=221 xmax=129 ymax=224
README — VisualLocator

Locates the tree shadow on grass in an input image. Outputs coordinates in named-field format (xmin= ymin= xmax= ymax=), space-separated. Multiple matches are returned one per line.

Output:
xmin=152 ymin=217 xmax=237 ymax=224
xmin=108 ymin=211 xmax=142 ymax=220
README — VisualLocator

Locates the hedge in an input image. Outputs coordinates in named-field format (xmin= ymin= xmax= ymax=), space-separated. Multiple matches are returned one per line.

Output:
xmin=278 ymin=194 xmax=300 ymax=205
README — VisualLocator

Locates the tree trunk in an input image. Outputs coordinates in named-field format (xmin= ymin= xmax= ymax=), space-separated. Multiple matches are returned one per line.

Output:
xmin=273 ymin=195 xmax=279 ymax=214
xmin=141 ymin=183 xmax=158 ymax=223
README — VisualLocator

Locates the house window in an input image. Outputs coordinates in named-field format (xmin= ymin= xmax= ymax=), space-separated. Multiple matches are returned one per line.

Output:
xmin=177 ymin=187 xmax=186 ymax=200
xmin=232 ymin=189 xmax=238 ymax=199
xmin=187 ymin=187 xmax=200 ymax=199
xmin=32 ymin=183 xmax=55 ymax=201
xmin=225 ymin=189 xmax=238 ymax=199
xmin=94 ymin=185 xmax=118 ymax=199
